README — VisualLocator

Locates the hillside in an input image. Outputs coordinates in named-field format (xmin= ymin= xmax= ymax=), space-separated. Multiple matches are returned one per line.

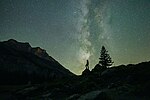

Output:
xmin=0 ymin=39 xmax=74 ymax=84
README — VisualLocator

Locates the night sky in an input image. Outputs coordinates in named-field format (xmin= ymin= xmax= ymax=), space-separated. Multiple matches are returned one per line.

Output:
xmin=0 ymin=0 xmax=150 ymax=74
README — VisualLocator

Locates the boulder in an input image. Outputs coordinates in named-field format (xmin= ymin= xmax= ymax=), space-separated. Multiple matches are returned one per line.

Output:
xmin=77 ymin=90 xmax=110 ymax=100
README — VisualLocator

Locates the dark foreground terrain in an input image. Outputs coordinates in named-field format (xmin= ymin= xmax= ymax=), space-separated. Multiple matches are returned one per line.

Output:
xmin=0 ymin=39 xmax=150 ymax=100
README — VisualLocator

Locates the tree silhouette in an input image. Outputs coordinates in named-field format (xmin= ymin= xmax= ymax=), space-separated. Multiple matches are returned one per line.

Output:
xmin=99 ymin=46 xmax=113 ymax=68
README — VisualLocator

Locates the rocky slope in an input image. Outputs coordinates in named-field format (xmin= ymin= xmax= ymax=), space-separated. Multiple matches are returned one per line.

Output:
xmin=10 ymin=61 xmax=150 ymax=100
xmin=0 ymin=39 xmax=74 ymax=84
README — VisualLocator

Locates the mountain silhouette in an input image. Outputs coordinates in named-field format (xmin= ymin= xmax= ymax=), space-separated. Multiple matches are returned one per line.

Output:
xmin=0 ymin=39 xmax=74 ymax=84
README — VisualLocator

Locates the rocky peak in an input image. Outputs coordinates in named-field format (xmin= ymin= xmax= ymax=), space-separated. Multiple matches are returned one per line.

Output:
xmin=82 ymin=68 xmax=90 ymax=76
xmin=1 ymin=39 xmax=55 ymax=62
xmin=3 ymin=39 xmax=32 ymax=52
xmin=31 ymin=47 xmax=55 ymax=61
xmin=7 ymin=39 xmax=18 ymax=43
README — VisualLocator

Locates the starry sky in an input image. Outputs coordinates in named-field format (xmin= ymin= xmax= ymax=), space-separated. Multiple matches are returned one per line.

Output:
xmin=0 ymin=0 xmax=150 ymax=74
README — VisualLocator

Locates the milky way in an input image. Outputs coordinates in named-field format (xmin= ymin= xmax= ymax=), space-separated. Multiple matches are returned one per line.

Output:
xmin=77 ymin=0 xmax=112 ymax=71
xmin=0 ymin=0 xmax=150 ymax=74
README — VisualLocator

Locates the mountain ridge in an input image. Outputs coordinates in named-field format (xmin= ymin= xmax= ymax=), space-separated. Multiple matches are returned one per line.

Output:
xmin=0 ymin=39 xmax=74 ymax=84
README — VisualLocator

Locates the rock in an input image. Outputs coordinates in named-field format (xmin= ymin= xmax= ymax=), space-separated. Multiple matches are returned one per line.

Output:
xmin=16 ymin=86 xmax=37 ymax=94
xmin=76 ymin=90 xmax=111 ymax=100
xmin=66 ymin=94 xmax=80 ymax=100
xmin=82 ymin=68 xmax=90 ymax=76
xmin=101 ymin=68 xmax=116 ymax=76
xmin=92 ymin=64 xmax=106 ymax=73
xmin=42 ymin=92 xmax=51 ymax=98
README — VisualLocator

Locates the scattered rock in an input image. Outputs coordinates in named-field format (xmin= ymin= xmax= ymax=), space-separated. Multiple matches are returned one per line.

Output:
xmin=66 ymin=94 xmax=80 ymax=100
xmin=77 ymin=90 xmax=111 ymax=100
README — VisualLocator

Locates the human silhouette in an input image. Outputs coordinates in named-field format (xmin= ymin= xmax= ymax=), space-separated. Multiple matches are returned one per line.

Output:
xmin=85 ymin=60 xmax=89 ymax=69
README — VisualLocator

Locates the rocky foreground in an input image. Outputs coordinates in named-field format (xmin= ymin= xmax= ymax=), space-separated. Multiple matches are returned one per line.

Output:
xmin=0 ymin=61 xmax=150 ymax=100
